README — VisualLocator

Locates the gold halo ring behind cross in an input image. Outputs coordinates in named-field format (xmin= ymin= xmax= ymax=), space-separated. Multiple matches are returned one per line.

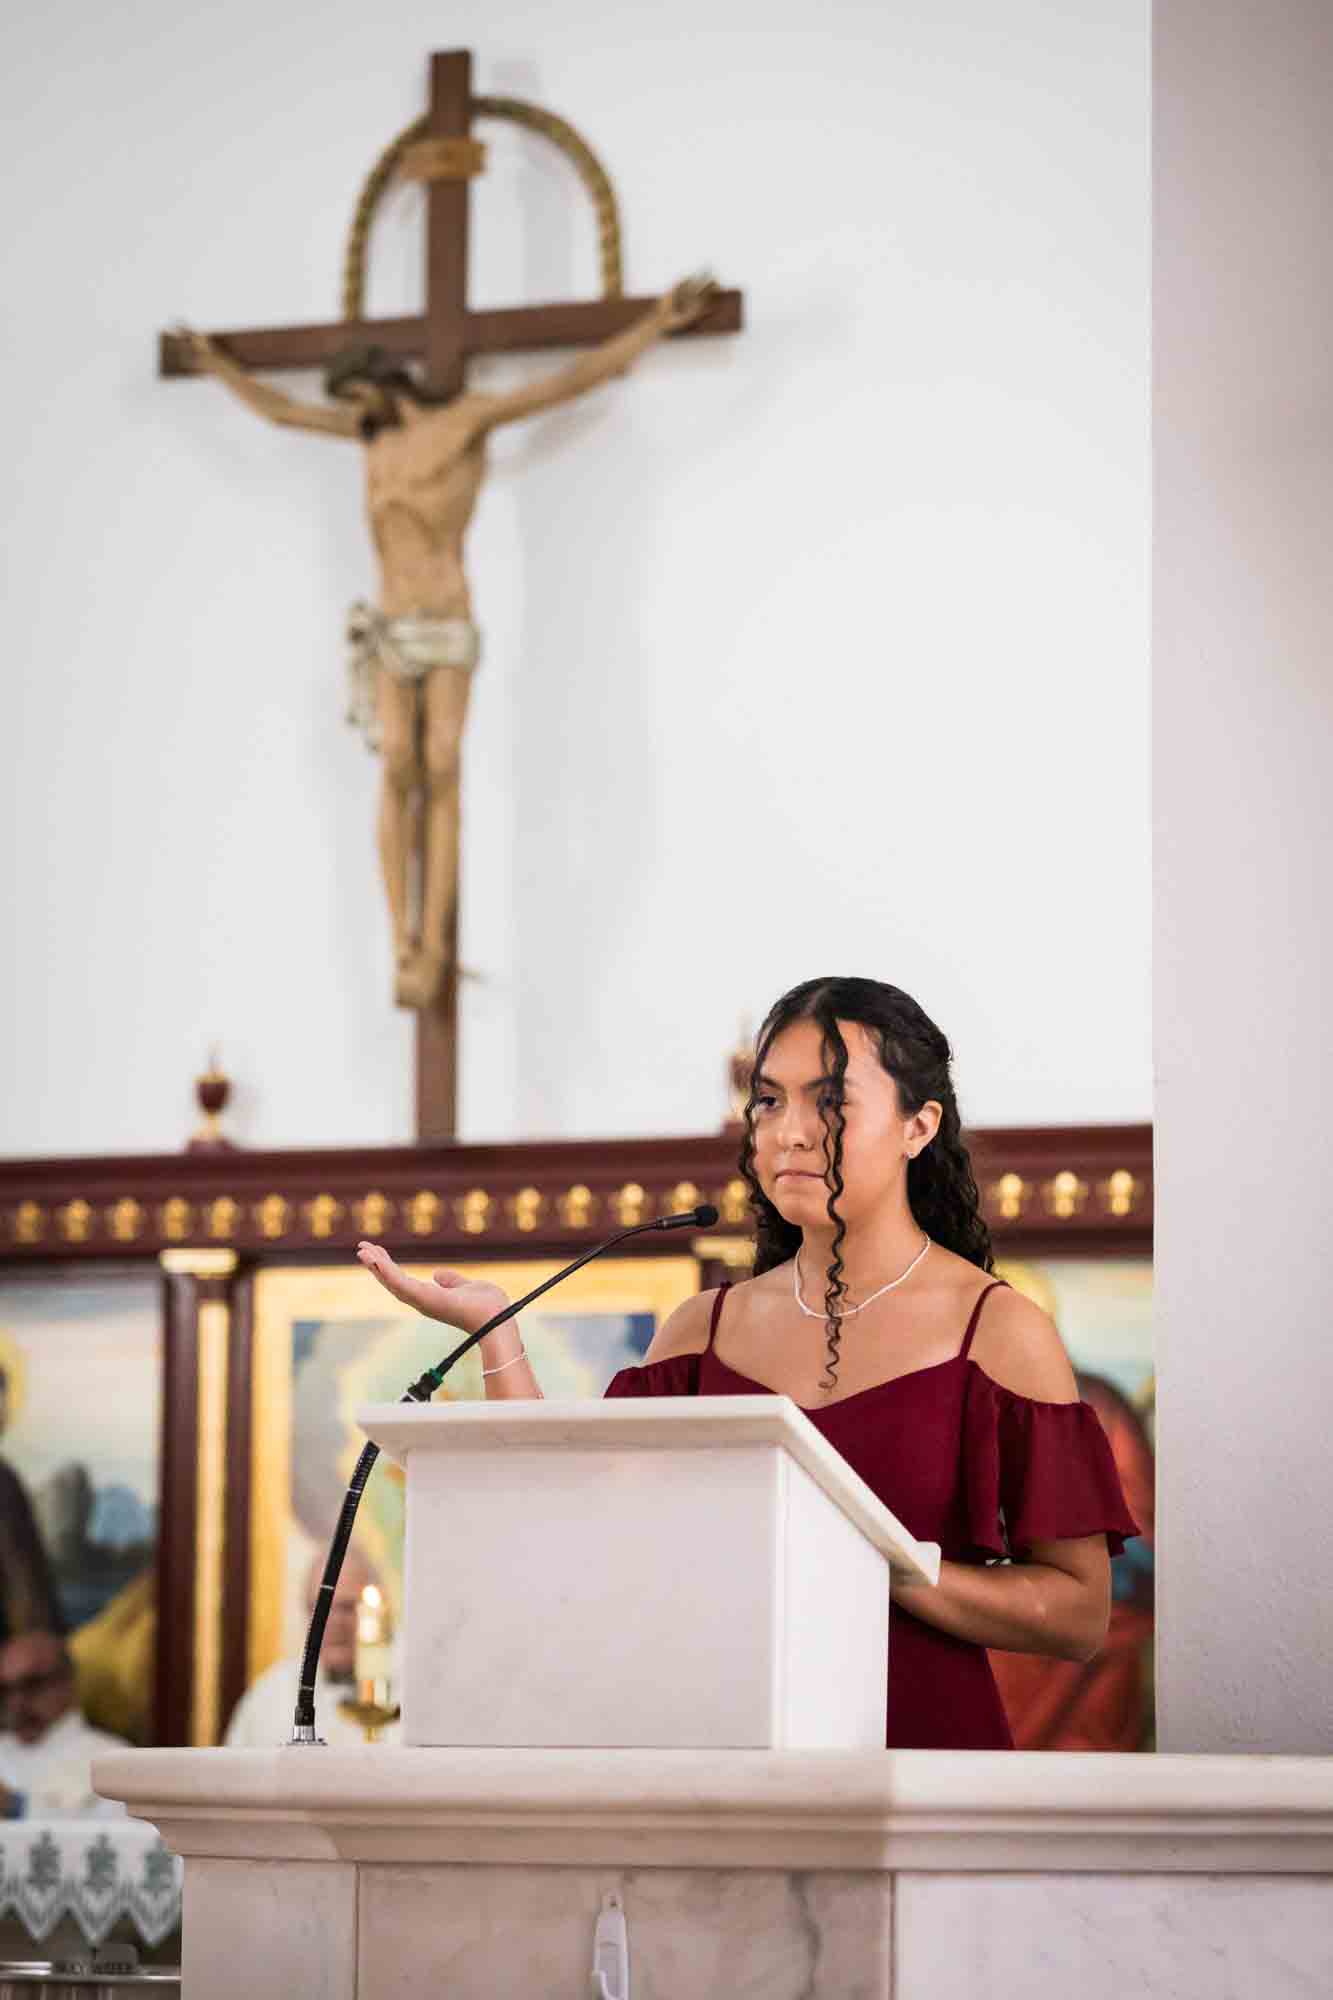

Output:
xmin=341 ymin=96 xmax=625 ymax=321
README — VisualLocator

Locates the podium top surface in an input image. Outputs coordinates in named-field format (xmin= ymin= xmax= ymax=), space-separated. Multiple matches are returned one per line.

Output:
xmin=358 ymin=1395 xmax=940 ymax=1583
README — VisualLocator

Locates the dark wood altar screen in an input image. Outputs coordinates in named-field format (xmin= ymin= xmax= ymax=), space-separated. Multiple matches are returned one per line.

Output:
xmin=0 ymin=1125 xmax=1151 ymax=1742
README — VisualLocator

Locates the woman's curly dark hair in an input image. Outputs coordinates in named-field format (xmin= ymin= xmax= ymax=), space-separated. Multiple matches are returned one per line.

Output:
xmin=737 ymin=975 xmax=994 ymax=1390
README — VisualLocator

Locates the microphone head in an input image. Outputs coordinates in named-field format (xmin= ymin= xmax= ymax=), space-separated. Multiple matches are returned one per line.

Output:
xmin=648 ymin=1202 xmax=722 ymax=1233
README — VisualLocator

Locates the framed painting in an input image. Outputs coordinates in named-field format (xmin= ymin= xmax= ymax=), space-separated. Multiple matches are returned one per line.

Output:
xmin=0 ymin=1268 xmax=163 ymax=1744
xmin=244 ymin=1255 xmax=700 ymax=1689
xmin=990 ymin=1252 xmax=1155 ymax=1750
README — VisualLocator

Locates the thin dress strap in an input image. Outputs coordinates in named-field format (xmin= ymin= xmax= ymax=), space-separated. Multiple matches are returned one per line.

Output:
xmin=705 ymin=1283 xmax=731 ymax=1351
xmin=958 ymin=1277 xmax=1009 ymax=1361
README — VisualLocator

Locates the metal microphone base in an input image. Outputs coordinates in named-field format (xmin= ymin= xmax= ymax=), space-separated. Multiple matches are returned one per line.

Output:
xmin=285 ymin=1725 xmax=327 ymax=1746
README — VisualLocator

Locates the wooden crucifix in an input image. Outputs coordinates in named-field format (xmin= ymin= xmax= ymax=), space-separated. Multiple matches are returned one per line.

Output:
xmin=161 ymin=49 xmax=742 ymax=1142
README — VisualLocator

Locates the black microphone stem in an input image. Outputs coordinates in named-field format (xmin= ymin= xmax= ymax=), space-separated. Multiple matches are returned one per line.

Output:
xmin=290 ymin=1207 xmax=716 ymax=1741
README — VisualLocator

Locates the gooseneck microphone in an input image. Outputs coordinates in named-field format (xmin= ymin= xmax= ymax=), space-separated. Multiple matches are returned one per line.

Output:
xmin=290 ymin=1203 xmax=720 ymax=1741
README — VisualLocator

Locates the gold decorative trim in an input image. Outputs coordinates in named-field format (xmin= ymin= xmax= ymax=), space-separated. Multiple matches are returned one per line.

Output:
xmin=304 ymin=1194 xmax=343 ymax=1240
xmin=453 ymin=1189 xmax=493 ymax=1236
xmin=106 ymin=1197 xmax=144 ymax=1244
xmin=159 ymin=1197 xmax=193 ymax=1243
xmin=990 ymin=1173 xmax=1030 ymax=1222
xmin=557 ymin=1184 xmax=596 ymax=1229
xmin=715 ymin=1178 xmax=750 ymax=1227
xmin=398 ymin=135 xmax=486 ymax=181
xmin=610 ymin=1182 xmax=646 ymax=1228
xmin=58 ymin=1198 xmax=93 ymax=1245
xmin=1099 ymin=1169 xmax=1142 ymax=1217
xmin=13 ymin=1200 xmax=44 ymax=1246
xmin=507 ymin=1186 xmax=546 ymax=1233
xmin=475 ymin=95 xmax=624 ymax=299
xmin=342 ymin=95 xmax=623 ymax=321
xmin=407 ymin=1190 xmax=442 ymax=1236
xmin=247 ymin=1282 xmax=292 ymax=1688
xmin=192 ymin=1295 xmax=230 ymax=1745
xmin=356 ymin=1191 xmax=393 ymax=1236
xmin=207 ymin=1196 xmax=238 ymax=1241
xmin=1041 ymin=1171 xmax=1090 ymax=1220
xmin=0 ymin=1155 xmax=1147 ymax=1264
xmin=255 ymin=1194 xmax=290 ymax=1240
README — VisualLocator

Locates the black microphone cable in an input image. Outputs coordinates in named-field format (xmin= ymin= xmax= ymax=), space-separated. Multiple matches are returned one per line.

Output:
xmin=290 ymin=1202 xmax=719 ymax=1741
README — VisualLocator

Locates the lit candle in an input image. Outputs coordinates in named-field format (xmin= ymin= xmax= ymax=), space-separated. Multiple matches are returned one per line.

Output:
xmin=354 ymin=1584 xmax=393 ymax=1709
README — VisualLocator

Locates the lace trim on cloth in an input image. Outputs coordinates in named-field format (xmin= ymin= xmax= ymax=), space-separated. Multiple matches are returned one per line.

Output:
xmin=0 ymin=1822 xmax=182 ymax=1945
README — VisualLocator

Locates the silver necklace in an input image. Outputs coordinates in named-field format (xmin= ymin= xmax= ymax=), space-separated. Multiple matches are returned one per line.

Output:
xmin=793 ymin=1235 xmax=931 ymax=1319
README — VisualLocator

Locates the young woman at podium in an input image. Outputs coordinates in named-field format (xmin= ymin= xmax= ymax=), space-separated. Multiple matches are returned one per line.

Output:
xmin=358 ymin=975 xmax=1139 ymax=1751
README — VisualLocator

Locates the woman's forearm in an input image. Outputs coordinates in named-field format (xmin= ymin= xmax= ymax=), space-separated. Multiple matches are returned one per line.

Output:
xmin=478 ymin=1323 xmax=543 ymax=1400
xmin=893 ymin=1555 xmax=1108 ymax=1663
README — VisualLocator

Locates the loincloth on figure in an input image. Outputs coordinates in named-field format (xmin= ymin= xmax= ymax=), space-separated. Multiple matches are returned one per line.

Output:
xmin=346 ymin=601 xmax=481 ymax=752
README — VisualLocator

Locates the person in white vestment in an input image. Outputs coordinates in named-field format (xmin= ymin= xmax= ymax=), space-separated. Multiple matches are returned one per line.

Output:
xmin=0 ymin=1630 xmax=126 ymax=1818
xmin=225 ymin=1548 xmax=400 ymax=1748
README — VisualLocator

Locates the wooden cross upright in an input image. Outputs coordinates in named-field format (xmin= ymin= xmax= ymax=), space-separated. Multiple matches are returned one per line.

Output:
xmin=160 ymin=49 xmax=742 ymax=1143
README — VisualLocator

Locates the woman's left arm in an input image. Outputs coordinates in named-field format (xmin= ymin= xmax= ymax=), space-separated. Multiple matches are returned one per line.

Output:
xmin=892 ymin=1287 xmax=1112 ymax=1663
xmin=891 ymin=1533 xmax=1110 ymax=1662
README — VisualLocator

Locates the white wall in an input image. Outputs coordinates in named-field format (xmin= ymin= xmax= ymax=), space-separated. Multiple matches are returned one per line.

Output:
xmin=1154 ymin=0 xmax=1333 ymax=1751
xmin=0 ymin=0 xmax=1148 ymax=1154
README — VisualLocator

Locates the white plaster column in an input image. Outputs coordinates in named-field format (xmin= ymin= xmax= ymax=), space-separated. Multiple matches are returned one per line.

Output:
xmin=1154 ymin=0 xmax=1333 ymax=1750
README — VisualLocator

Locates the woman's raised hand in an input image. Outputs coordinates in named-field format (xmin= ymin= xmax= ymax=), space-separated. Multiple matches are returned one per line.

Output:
xmin=355 ymin=1242 xmax=512 ymax=1336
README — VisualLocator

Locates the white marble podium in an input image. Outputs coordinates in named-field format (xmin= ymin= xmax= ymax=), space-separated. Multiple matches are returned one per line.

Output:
xmin=363 ymin=1397 xmax=939 ymax=1751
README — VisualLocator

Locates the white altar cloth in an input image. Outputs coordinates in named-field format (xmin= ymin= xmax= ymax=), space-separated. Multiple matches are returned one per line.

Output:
xmin=0 ymin=1819 xmax=181 ymax=1945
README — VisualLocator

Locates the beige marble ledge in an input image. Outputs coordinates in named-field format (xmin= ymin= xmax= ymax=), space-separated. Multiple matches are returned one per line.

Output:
xmin=95 ymin=1747 xmax=1333 ymax=1875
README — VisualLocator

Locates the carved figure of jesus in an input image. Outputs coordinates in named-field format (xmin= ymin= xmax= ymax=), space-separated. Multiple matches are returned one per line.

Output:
xmin=181 ymin=275 xmax=714 ymax=1009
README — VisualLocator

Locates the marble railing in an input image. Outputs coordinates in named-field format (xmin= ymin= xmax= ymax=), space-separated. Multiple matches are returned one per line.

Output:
xmin=96 ymin=1746 xmax=1332 ymax=1999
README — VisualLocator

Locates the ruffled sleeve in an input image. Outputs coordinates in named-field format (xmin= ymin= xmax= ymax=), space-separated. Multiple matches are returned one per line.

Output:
xmin=962 ymin=1365 xmax=1141 ymax=1560
xmin=603 ymin=1352 xmax=702 ymax=1399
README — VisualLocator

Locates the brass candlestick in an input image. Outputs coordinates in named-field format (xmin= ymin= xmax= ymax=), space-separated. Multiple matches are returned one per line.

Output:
xmin=338 ymin=1584 xmax=400 ymax=1742
xmin=336 ymin=1695 xmax=402 ymax=1743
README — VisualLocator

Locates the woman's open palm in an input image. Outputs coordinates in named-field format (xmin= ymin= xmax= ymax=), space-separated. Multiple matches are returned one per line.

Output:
xmin=356 ymin=1242 xmax=511 ymax=1335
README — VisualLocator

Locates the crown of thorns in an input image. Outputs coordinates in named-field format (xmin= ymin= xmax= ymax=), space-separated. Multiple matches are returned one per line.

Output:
xmin=324 ymin=345 xmax=417 ymax=398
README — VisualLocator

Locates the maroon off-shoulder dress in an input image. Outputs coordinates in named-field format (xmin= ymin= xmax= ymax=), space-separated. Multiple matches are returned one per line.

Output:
xmin=603 ymin=1279 xmax=1140 ymax=1750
